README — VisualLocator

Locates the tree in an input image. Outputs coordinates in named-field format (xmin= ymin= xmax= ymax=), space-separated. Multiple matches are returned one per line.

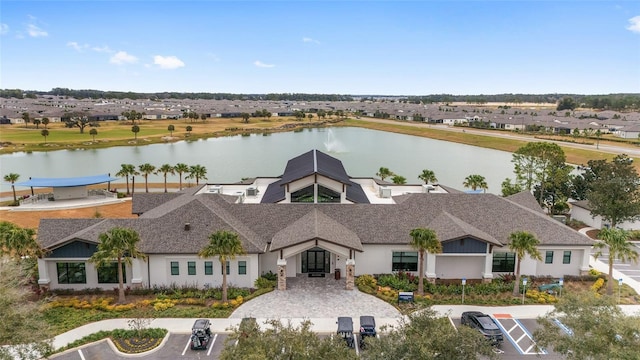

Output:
xmin=241 ymin=113 xmax=250 ymax=123
xmin=508 ymin=231 xmax=541 ymax=296
xmin=40 ymin=129 xmax=49 ymax=143
xmin=534 ymin=292 xmax=640 ymax=359
xmin=186 ymin=125 xmax=192 ymax=137
xmin=167 ymin=124 xmax=175 ymax=137
xmin=220 ymin=319 xmax=358 ymax=360
xmin=556 ymin=97 xmax=577 ymax=111
xmin=0 ymin=222 xmax=46 ymax=260
xmin=63 ymin=111 xmax=92 ymax=133
xmin=409 ymin=228 xmax=442 ymax=296
xmin=463 ymin=174 xmax=488 ymax=193
xmin=392 ymin=175 xmax=407 ymax=184
xmin=511 ymin=142 xmax=567 ymax=205
xmin=88 ymin=227 xmax=146 ymax=303
xmin=33 ymin=119 xmax=41 ymax=129
xmin=121 ymin=110 xmax=144 ymax=124
xmin=199 ymin=230 xmax=245 ymax=302
xmin=174 ymin=163 xmax=189 ymax=190
xmin=595 ymin=129 xmax=602 ymax=149
xmin=155 ymin=164 xmax=175 ymax=193
xmin=41 ymin=117 xmax=49 ymax=129
xmin=89 ymin=128 xmax=98 ymax=142
xmin=307 ymin=113 xmax=314 ymax=121
xmin=376 ymin=167 xmax=394 ymax=181
xmin=116 ymin=164 xmax=138 ymax=195
xmin=364 ymin=307 xmax=498 ymax=360
xmin=594 ymin=228 xmax=639 ymax=295
xmin=186 ymin=164 xmax=207 ymax=185
xmin=418 ymin=169 xmax=438 ymax=184
xmin=138 ymin=163 xmax=156 ymax=193
xmin=21 ymin=112 xmax=30 ymax=128
xmin=131 ymin=125 xmax=140 ymax=140
xmin=3 ymin=173 xmax=20 ymax=204
xmin=583 ymin=154 xmax=640 ymax=228
xmin=0 ymin=259 xmax=54 ymax=359
xmin=501 ymin=178 xmax=523 ymax=197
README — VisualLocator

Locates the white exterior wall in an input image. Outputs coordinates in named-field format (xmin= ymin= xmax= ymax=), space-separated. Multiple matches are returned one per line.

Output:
xmin=259 ymin=251 xmax=279 ymax=276
xmin=571 ymin=205 xmax=640 ymax=230
xmin=53 ymin=186 xmax=88 ymax=200
xmin=435 ymin=255 xmax=485 ymax=279
xmin=356 ymin=244 xmax=417 ymax=275
xmin=38 ymin=258 xmax=133 ymax=291
xmin=148 ymin=254 xmax=257 ymax=289
xmin=535 ymin=247 xmax=590 ymax=277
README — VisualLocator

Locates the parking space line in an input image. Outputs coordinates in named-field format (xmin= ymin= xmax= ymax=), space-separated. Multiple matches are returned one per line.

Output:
xmin=354 ymin=334 xmax=360 ymax=356
xmin=516 ymin=333 xmax=527 ymax=342
xmin=448 ymin=316 xmax=457 ymax=331
xmin=492 ymin=315 xmax=546 ymax=355
xmin=181 ymin=336 xmax=191 ymax=356
xmin=207 ymin=334 xmax=217 ymax=356
xmin=508 ymin=324 xmax=518 ymax=333
xmin=77 ymin=349 xmax=85 ymax=360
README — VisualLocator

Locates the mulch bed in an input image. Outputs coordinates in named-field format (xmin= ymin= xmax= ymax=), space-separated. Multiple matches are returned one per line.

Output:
xmin=112 ymin=337 xmax=164 ymax=354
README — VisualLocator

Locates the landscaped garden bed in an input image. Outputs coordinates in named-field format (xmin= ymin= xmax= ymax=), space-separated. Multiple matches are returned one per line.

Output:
xmin=55 ymin=328 xmax=168 ymax=355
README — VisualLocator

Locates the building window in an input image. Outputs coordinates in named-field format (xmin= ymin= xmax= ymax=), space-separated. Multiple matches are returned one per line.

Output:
xmin=238 ymin=261 xmax=247 ymax=275
xmin=291 ymin=185 xmax=315 ymax=203
xmin=222 ymin=261 xmax=230 ymax=275
xmin=492 ymin=252 xmax=516 ymax=272
xmin=170 ymin=261 xmax=179 ymax=275
xmin=563 ymin=251 xmax=571 ymax=264
xmin=545 ymin=251 xmax=554 ymax=264
xmin=188 ymin=261 xmax=196 ymax=275
xmin=392 ymin=251 xmax=418 ymax=272
xmin=204 ymin=261 xmax=213 ymax=275
xmin=57 ymin=262 xmax=86 ymax=284
xmin=97 ymin=262 xmax=126 ymax=284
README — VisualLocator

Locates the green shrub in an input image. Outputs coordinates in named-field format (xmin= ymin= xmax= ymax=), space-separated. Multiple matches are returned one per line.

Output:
xmin=254 ymin=276 xmax=276 ymax=289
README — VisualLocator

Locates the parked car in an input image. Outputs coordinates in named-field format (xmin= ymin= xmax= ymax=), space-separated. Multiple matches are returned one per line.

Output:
xmin=359 ymin=315 xmax=377 ymax=348
xmin=190 ymin=318 xmax=212 ymax=350
xmin=460 ymin=311 xmax=504 ymax=346
xmin=337 ymin=316 xmax=355 ymax=348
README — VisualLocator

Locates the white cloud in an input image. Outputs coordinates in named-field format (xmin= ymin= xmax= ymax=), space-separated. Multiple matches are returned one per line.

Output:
xmin=110 ymin=51 xmax=138 ymax=65
xmin=153 ymin=55 xmax=185 ymax=69
xmin=303 ymin=37 xmax=320 ymax=44
xmin=627 ymin=16 xmax=640 ymax=33
xmin=254 ymin=60 xmax=275 ymax=68
xmin=1 ymin=24 xmax=8 ymax=35
xmin=27 ymin=23 xmax=48 ymax=37
xmin=67 ymin=41 xmax=86 ymax=52
xmin=92 ymin=45 xmax=112 ymax=53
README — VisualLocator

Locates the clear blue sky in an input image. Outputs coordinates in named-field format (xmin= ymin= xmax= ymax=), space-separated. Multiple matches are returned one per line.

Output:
xmin=1 ymin=1 xmax=639 ymax=95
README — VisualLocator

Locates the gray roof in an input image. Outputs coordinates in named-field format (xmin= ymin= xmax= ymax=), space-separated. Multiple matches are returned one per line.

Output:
xmin=38 ymin=190 xmax=592 ymax=256
xmin=505 ymin=191 xmax=545 ymax=213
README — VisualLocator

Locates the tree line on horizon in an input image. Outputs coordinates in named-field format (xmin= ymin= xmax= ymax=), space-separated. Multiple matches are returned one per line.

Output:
xmin=1 ymin=88 xmax=638 ymax=111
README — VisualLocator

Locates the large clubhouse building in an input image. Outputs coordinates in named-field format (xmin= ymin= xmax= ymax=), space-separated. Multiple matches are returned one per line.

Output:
xmin=37 ymin=150 xmax=594 ymax=291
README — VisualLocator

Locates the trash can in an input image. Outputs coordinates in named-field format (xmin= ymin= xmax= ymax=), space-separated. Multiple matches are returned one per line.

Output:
xmin=335 ymin=268 xmax=341 ymax=280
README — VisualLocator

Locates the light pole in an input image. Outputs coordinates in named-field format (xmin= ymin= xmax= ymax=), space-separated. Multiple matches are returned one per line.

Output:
xmin=522 ymin=278 xmax=527 ymax=305
xmin=462 ymin=278 xmax=466 ymax=304
xmin=618 ymin=278 xmax=623 ymax=304
xmin=558 ymin=278 xmax=564 ymax=298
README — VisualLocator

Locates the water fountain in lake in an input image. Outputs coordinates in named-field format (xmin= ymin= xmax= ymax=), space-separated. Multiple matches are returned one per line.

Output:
xmin=323 ymin=128 xmax=347 ymax=153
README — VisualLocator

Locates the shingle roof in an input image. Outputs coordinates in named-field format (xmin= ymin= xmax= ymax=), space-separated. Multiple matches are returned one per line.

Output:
xmin=505 ymin=191 xmax=545 ymax=213
xmin=428 ymin=211 xmax=502 ymax=246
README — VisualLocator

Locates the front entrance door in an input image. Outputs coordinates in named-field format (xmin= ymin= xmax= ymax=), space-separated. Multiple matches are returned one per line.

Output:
xmin=302 ymin=247 xmax=330 ymax=273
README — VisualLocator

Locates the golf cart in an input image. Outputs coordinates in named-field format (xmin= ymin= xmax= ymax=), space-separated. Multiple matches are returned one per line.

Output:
xmin=190 ymin=318 xmax=212 ymax=350
xmin=337 ymin=317 xmax=355 ymax=348
xmin=359 ymin=315 xmax=377 ymax=348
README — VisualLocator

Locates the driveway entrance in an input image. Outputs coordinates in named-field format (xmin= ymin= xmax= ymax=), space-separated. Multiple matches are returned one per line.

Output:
xmin=230 ymin=274 xmax=401 ymax=319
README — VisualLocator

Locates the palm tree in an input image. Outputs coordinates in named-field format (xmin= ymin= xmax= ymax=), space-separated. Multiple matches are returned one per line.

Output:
xmin=89 ymin=227 xmax=146 ymax=303
xmin=156 ymin=164 xmax=175 ymax=193
xmin=131 ymin=125 xmax=140 ymax=140
xmin=33 ymin=119 xmax=41 ymax=129
xmin=138 ymin=163 xmax=156 ymax=193
xmin=508 ymin=231 xmax=542 ymax=296
xmin=594 ymin=228 xmax=639 ymax=295
xmin=376 ymin=167 xmax=394 ymax=181
xmin=463 ymin=174 xmax=488 ymax=193
xmin=0 ymin=222 xmax=45 ymax=260
xmin=42 ymin=117 xmax=49 ymax=129
xmin=241 ymin=113 xmax=250 ymax=123
xmin=3 ymin=173 xmax=20 ymax=204
xmin=186 ymin=126 xmax=193 ymax=137
xmin=168 ymin=124 xmax=175 ymax=137
xmin=198 ymin=230 xmax=245 ymax=302
xmin=21 ymin=112 xmax=30 ymax=128
xmin=187 ymin=165 xmax=207 ymax=185
xmin=116 ymin=164 xmax=138 ymax=195
xmin=41 ymin=129 xmax=49 ymax=143
xmin=90 ymin=128 xmax=98 ymax=142
xmin=392 ymin=175 xmax=407 ymax=184
xmin=418 ymin=169 xmax=438 ymax=184
xmin=409 ymin=228 xmax=442 ymax=296
xmin=174 ymin=163 xmax=190 ymax=190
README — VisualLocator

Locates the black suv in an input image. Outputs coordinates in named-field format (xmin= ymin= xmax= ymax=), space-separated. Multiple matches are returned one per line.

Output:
xmin=190 ymin=319 xmax=212 ymax=350
xmin=460 ymin=311 xmax=504 ymax=346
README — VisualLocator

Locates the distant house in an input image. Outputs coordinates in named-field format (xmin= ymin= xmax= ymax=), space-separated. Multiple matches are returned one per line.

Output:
xmin=570 ymin=200 xmax=640 ymax=230
xmin=0 ymin=116 xmax=11 ymax=124
xmin=36 ymin=150 xmax=593 ymax=292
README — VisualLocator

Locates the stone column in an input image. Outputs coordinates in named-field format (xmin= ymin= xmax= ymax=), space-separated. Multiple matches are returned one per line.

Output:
xmin=482 ymin=254 xmax=494 ymax=283
xmin=345 ymin=259 xmax=355 ymax=290
xmin=426 ymin=253 xmax=437 ymax=284
xmin=277 ymin=258 xmax=287 ymax=290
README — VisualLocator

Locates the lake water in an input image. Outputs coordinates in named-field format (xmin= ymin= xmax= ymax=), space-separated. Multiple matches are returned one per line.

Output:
xmin=0 ymin=127 xmax=515 ymax=194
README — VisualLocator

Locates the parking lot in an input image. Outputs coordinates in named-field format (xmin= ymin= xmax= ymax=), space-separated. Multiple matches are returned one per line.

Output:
xmin=592 ymin=242 xmax=640 ymax=284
